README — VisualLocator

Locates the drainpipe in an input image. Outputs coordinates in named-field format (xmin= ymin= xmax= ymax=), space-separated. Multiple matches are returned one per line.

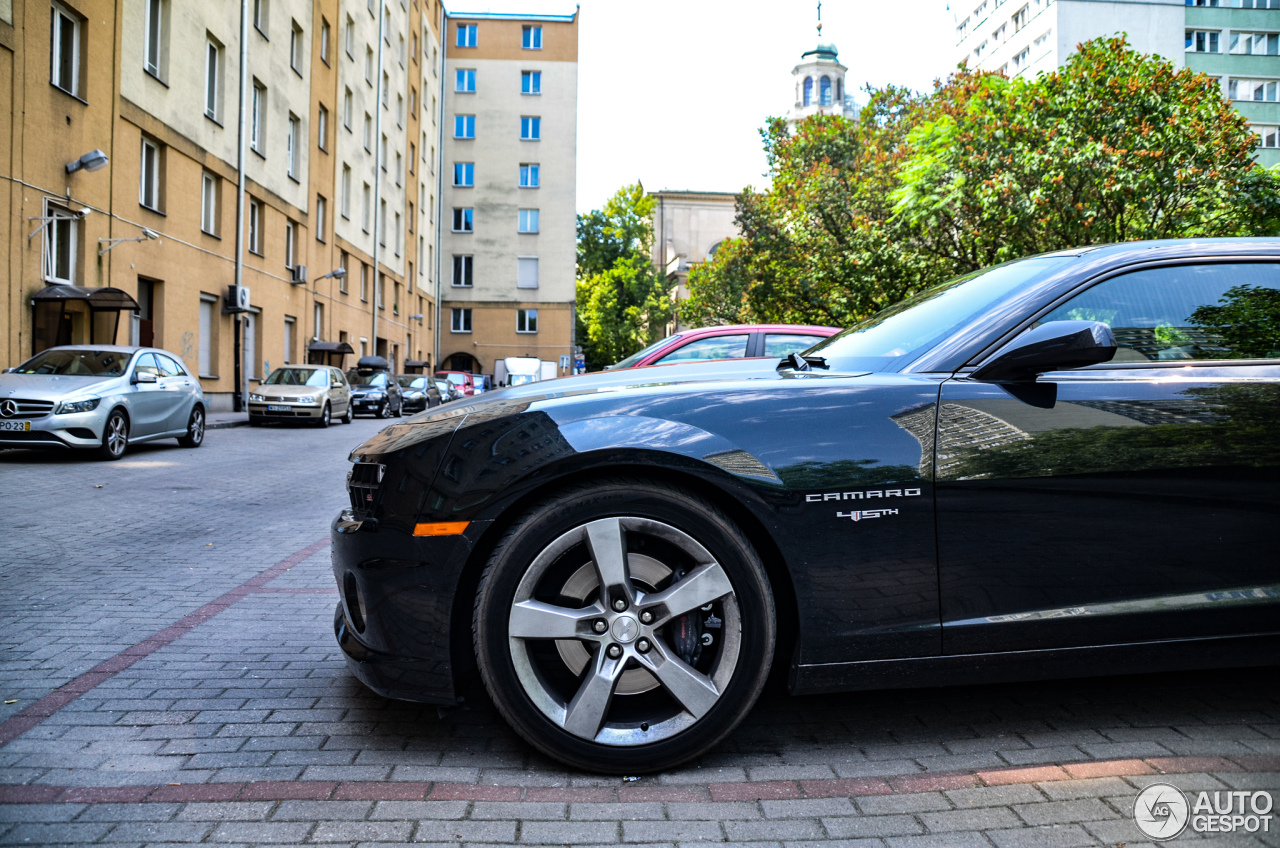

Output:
xmin=232 ymin=0 xmax=250 ymax=412
xmin=433 ymin=3 xmax=447 ymax=374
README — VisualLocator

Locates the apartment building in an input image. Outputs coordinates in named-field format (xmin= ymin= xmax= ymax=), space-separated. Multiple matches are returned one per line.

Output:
xmin=952 ymin=0 xmax=1280 ymax=167
xmin=2 ymin=0 xmax=445 ymax=410
xmin=438 ymin=10 xmax=578 ymax=378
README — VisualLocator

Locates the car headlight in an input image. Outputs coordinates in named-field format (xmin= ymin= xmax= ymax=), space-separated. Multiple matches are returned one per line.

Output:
xmin=55 ymin=397 xmax=101 ymax=414
xmin=249 ymin=393 xmax=266 ymax=402
xmin=365 ymin=390 xmax=385 ymax=399
xmin=407 ymin=392 xmax=423 ymax=400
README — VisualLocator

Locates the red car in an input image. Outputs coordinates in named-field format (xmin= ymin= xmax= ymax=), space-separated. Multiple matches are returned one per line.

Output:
xmin=606 ymin=324 xmax=841 ymax=370
xmin=435 ymin=370 xmax=477 ymax=397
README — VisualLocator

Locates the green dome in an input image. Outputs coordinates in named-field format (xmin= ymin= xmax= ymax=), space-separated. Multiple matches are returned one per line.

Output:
xmin=802 ymin=42 xmax=839 ymax=60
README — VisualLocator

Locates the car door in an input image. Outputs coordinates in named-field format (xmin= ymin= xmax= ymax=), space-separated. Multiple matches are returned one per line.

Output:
xmin=935 ymin=260 xmax=1280 ymax=654
xmin=155 ymin=353 xmax=196 ymax=431
xmin=128 ymin=353 xmax=169 ymax=436
xmin=330 ymin=369 xmax=349 ymax=414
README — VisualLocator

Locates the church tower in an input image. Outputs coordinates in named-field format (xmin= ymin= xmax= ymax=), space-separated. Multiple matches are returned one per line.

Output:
xmin=789 ymin=3 xmax=858 ymax=124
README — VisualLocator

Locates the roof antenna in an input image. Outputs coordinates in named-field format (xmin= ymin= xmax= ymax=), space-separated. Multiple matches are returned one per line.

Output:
xmin=816 ymin=1 xmax=822 ymax=38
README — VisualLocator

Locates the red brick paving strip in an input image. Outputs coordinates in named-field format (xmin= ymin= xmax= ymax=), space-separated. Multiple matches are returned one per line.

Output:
xmin=0 ymin=538 xmax=330 ymax=748
xmin=1 ymin=753 xmax=1276 ymax=806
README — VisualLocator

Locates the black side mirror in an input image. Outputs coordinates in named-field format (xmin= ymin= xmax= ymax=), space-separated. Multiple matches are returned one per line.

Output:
xmin=972 ymin=320 xmax=1116 ymax=383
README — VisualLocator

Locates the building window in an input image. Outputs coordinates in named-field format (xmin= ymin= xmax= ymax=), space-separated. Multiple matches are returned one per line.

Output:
xmin=1011 ymin=46 xmax=1031 ymax=71
xmin=251 ymin=80 xmax=266 ymax=154
xmin=312 ymin=304 xmax=322 ymax=340
xmin=139 ymin=138 xmax=162 ymax=211
xmin=520 ymin=163 xmax=540 ymax=187
xmin=320 ymin=18 xmax=330 ymax=64
xmin=205 ymin=36 xmax=223 ymax=121
xmin=1186 ymin=30 xmax=1221 ymax=53
xmin=51 ymin=3 xmax=82 ymax=96
xmin=455 ymin=115 xmax=476 ymax=138
xmin=287 ymin=114 xmax=300 ymax=179
xmin=395 ymin=151 xmax=402 ymax=185
xmin=452 ymin=208 xmax=473 ymax=232
xmin=522 ymin=24 xmax=542 ymax=49
xmin=395 ymin=212 xmax=402 ymax=256
xmin=518 ymin=208 xmax=539 ymax=233
xmin=521 ymin=116 xmax=541 ymax=140
xmin=802 ymin=77 xmax=813 ymax=106
xmin=144 ymin=0 xmax=166 ymax=79
xmin=285 ymin=219 xmax=296 ymax=268
xmin=345 ymin=14 xmax=354 ymax=58
xmin=41 ymin=200 xmax=77 ymax=284
xmin=517 ymin=256 xmax=539 ymax=289
xmin=362 ymin=183 xmax=371 ymax=231
xmin=819 ymin=76 xmax=832 ymax=106
xmin=364 ymin=113 xmax=372 ymax=150
xmin=290 ymin=20 xmax=304 ymax=73
xmin=366 ymin=46 xmax=374 ymax=84
xmin=517 ymin=308 xmax=538 ymax=333
xmin=451 ymin=308 xmax=472 ymax=333
xmin=317 ymin=104 xmax=329 ymax=151
xmin=452 ymin=255 xmax=473 ymax=287
xmin=456 ymin=68 xmax=476 ymax=92
xmin=284 ymin=316 xmax=295 ymax=363
xmin=248 ymin=199 xmax=263 ymax=254
xmin=380 ymin=199 xmax=387 ymax=246
xmin=522 ymin=71 xmax=541 ymax=94
xmin=1230 ymin=32 xmax=1280 ymax=55
xmin=1033 ymin=30 xmax=1050 ymax=51
xmin=253 ymin=0 xmax=269 ymax=35
xmin=457 ymin=23 xmax=477 ymax=47
xmin=201 ymin=172 xmax=219 ymax=235
xmin=453 ymin=162 xmax=474 ymax=186
xmin=338 ymin=252 xmax=349 ymax=292
xmin=360 ymin=263 xmax=369 ymax=301
xmin=382 ymin=71 xmax=390 ymax=107
xmin=341 ymin=164 xmax=351 ymax=218
xmin=316 ymin=195 xmax=327 ymax=242
xmin=380 ymin=133 xmax=387 ymax=169
xmin=1011 ymin=5 xmax=1028 ymax=31
xmin=409 ymin=142 xmax=416 ymax=174
xmin=199 ymin=296 xmax=217 ymax=376
xmin=1257 ymin=125 xmax=1280 ymax=147
xmin=1229 ymin=78 xmax=1280 ymax=101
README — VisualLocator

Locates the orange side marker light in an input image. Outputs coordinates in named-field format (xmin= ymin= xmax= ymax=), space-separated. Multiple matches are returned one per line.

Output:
xmin=413 ymin=521 xmax=470 ymax=537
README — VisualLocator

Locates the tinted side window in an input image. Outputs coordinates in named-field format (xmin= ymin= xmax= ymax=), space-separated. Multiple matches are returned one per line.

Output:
xmin=1043 ymin=263 xmax=1280 ymax=362
xmin=763 ymin=333 xmax=823 ymax=359
xmin=133 ymin=353 xmax=162 ymax=378
xmin=655 ymin=334 xmax=750 ymax=364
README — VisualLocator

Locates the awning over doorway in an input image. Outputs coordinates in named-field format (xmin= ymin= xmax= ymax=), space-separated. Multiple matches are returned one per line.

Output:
xmin=30 ymin=285 xmax=140 ymax=355
xmin=403 ymin=359 xmax=430 ymax=374
xmin=307 ymin=340 xmax=355 ymax=367
xmin=30 ymin=285 xmax=141 ymax=310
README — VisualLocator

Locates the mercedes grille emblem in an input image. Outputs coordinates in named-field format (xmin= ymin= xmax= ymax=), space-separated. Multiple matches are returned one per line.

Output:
xmin=0 ymin=400 xmax=17 ymax=418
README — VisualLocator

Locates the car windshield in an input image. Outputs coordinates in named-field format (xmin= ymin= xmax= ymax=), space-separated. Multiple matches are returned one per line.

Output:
xmin=607 ymin=335 xmax=683 ymax=370
xmin=396 ymin=376 xmax=427 ymax=389
xmin=265 ymin=368 xmax=329 ymax=387
xmin=347 ymin=371 xmax=387 ymax=387
xmin=805 ymin=257 xmax=1074 ymax=371
xmin=13 ymin=349 xmax=132 ymax=377
xmin=438 ymin=373 xmax=467 ymax=386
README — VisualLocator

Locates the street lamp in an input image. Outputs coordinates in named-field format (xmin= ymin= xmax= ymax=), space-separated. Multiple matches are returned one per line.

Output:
xmin=65 ymin=149 xmax=109 ymax=175
xmin=311 ymin=267 xmax=346 ymax=283
xmin=409 ymin=313 xmax=423 ymax=322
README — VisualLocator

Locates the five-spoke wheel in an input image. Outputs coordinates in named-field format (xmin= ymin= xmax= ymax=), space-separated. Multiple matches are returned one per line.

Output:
xmin=474 ymin=481 xmax=774 ymax=773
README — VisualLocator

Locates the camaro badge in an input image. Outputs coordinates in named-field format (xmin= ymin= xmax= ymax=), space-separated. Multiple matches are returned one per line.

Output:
xmin=806 ymin=487 xmax=921 ymax=503
xmin=838 ymin=509 xmax=899 ymax=522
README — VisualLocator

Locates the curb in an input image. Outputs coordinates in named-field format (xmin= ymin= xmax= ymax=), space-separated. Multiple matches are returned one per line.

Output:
xmin=206 ymin=419 xmax=249 ymax=430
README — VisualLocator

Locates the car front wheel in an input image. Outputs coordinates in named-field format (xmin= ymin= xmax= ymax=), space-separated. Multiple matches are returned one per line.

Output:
xmin=473 ymin=480 xmax=775 ymax=773
xmin=97 ymin=409 xmax=129 ymax=460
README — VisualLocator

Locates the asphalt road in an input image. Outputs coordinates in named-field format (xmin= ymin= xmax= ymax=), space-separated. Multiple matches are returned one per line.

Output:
xmin=0 ymin=417 xmax=1277 ymax=846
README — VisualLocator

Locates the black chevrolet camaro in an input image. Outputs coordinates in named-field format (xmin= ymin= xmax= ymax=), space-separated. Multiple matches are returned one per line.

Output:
xmin=332 ymin=240 xmax=1280 ymax=772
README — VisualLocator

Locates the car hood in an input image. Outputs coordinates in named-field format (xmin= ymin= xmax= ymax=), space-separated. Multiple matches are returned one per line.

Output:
xmin=258 ymin=384 xmax=327 ymax=398
xmin=0 ymin=373 xmax=122 ymax=401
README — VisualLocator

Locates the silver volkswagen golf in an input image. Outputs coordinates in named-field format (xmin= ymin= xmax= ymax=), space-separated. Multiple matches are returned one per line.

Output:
xmin=0 ymin=345 xmax=205 ymax=460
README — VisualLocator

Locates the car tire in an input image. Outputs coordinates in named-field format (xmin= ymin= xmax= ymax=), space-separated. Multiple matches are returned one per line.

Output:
xmin=177 ymin=405 xmax=205 ymax=448
xmin=473 ymin=479 xmax=775 ymax=774
xmin=341 ymin=403 xmax=353 ymax=424
xmin=96 ymin=409 xmax=129 ymax=461
xmin=317 ymin=403 xmax=331 ymax=428
xmin=394 ymin=399 xmax=403 ymax=417
xmin=376 ymin=401 xmax=390 ymax=419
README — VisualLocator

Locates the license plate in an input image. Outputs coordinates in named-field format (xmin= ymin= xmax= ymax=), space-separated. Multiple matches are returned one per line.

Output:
xmin=267 ymin=405 xmax=290 ymax=412
xmin=0 ymin=420 xmax=31 ymax=432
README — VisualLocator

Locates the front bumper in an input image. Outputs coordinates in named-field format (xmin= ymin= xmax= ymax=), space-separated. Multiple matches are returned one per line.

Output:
xmin=248 ymin=400 xmax=326 ymax=419
xmin=349 ymin=395 xmax=387 ymax=415
xmin=0 ymin=408 xmax=105 ymax=449
xmin=330 ymin=511 xmax=488 ymax=705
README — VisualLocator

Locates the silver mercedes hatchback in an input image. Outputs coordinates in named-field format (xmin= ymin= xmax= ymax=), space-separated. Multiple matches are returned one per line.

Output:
xmin=0 ymin=345 xmax=205 ymax=460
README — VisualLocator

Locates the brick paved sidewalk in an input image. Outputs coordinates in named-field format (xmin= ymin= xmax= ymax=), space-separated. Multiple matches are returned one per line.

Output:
xmin=1 ymin=421 xmax=1277 ymax=845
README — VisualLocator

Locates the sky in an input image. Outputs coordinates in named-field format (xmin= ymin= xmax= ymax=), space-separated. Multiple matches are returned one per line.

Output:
xmin=455 ymin=0 xmax=958 ymax=213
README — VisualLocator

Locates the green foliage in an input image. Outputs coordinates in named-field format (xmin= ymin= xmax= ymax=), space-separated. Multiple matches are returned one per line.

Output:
xmin=1190 ymin=285 xmax=1280 ymax=358
xmin=685 ymin=36 xmax=1280 ymax=329
xmin=575 ymin=184 xmax=673 ymax=370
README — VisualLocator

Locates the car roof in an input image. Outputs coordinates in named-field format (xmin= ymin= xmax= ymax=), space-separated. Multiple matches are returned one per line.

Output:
xmin=679 ymin=324 xmax=841 ymax=334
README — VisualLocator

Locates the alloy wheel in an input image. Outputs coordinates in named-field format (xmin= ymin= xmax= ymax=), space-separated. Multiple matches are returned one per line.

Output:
xmin=507 ymin=516 xmax=741 ymax=746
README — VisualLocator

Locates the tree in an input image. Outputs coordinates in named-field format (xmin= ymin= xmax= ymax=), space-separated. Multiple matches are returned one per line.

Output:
xmin=685 ymin=37 xmax=1280 ymax=330
xmin=575 ymin=184 xmax=673 ymax=370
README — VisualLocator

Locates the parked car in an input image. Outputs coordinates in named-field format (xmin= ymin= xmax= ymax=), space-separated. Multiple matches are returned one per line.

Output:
xmin=346 ymin=357 xmax=402 ymax=418
xmin=332 ymin=239 xmax=1280 ymax=773
xmin=249 ymin=365 xmax=352 ymax=427
xmin=435 ymin=370 xmax=477 ymax=397
xmin=606 ymin=324 xmax=840 ymax=370
xmin=395 ymin=375 xmax=442 ymax=413
xmin=435 ymin=378 xmax=462 ymax=403
xmin=0 ymin=345 xmax=204 ymax=460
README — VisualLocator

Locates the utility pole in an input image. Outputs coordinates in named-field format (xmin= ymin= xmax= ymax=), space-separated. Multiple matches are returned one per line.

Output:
xmin=232 ymin=0 xmax=250 ymax=411
xmin=371 ymin=0 xmax=387 ymax=360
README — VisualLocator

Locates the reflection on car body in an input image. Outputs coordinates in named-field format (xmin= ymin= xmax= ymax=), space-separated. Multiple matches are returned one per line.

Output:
xmin=330 ymin=239 xmax=1280 ymax=774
